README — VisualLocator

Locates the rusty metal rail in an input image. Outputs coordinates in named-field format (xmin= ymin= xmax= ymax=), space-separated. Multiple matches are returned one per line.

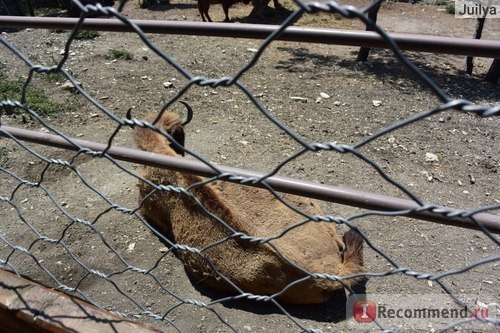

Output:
xmin=1 ymin=125 xmax=499 ymax=234
xmin=1 ymin=16 xmax=500 ymax=58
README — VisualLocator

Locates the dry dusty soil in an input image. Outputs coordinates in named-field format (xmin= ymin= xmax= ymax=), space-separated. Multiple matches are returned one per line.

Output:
xmin=0 ymin=0 xmax=499 ymax=332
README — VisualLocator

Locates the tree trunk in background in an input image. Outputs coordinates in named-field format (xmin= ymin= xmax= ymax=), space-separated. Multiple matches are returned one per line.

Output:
xmin=466 ymin=17 xmax=486 ymax=75
xmin=484 ymin=59 xmax=500 ymax=84
xmin=117 ymin=0 xmax=127 ymax=12
xmin=356 ymin=0 xmax=382 ymax=62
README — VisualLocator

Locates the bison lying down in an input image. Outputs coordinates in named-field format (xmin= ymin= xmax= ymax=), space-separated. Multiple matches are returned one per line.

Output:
xmin=132 ymin=108 xmax=364 ymax=304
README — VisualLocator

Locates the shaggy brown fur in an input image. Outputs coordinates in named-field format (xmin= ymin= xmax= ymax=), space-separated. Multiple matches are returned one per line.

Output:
xmin=133 ymin=111 xmax=364 ymax=304
xmin=198 ymin=0 xmax=251 ymax=22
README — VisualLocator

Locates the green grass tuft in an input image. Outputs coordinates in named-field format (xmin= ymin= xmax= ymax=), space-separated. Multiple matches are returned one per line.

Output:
xmin=105 ymin=49 xmax=134 ymax=61
xmin=75 ymin=30 xmax=101 ymax=40
xmin=446 ymin=3 xmax=455 ymax=14
xmin=0 ymin=65 xmax=72 ymax=117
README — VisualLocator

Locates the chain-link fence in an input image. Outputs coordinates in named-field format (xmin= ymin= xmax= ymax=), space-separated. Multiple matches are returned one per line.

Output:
xmin=0 ymin=0 xmax=499 ymax=332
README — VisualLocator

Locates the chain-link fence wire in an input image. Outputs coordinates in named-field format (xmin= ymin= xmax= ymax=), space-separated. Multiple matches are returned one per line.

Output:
xmin=0 ymin=0 xmax=499 ymax=332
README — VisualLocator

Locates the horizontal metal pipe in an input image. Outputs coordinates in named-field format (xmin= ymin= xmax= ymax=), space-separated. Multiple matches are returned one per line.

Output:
xmin=1 ymin=125 xmax=499 ymax=234
xmin=0 ymin=16 xmax=500 ymax=58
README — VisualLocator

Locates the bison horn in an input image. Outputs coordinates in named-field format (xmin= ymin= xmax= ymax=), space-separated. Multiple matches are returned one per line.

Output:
xmin=178 ymin=101 xmax=193 ymax=126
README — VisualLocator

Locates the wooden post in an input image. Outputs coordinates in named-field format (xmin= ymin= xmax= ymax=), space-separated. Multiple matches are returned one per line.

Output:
xmin=0 ymin=269 xmax=161 ymax=333
xmin=356 ymin=0 xmax=382 ymax=62
xmin=466 ymin=17 xmax=486 ymax=75
xmin=484 ymin=58 xmax=500 ymax=84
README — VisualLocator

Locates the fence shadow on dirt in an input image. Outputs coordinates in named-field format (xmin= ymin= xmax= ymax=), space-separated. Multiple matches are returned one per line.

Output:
xmin=276 ymin=46 xmax=499 ymax=102
xmin=346 ymin=51 xmax=499 ymax=102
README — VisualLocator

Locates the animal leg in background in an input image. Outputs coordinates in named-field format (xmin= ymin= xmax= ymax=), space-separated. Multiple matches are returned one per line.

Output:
xmin=222 ymin=0 xmax=231 ymax=21
xmin=198 ymin=0 xmax=212 ymax=22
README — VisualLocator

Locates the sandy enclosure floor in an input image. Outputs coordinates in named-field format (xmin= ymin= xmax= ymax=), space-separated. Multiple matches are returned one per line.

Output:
xmin=0 ymin=0 xmax=499 ymax=332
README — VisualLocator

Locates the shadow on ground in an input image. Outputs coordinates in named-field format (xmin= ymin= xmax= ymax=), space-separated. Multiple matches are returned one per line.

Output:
xmin=275 ymin=46 xmax=499 ymax=101
xmin=188 ymin=271 xmax=368 ymax=323
xmin=143 ymin=3 xmax=199 ymax=11
xmin=236 ymin=5 xmax=294 ymax=25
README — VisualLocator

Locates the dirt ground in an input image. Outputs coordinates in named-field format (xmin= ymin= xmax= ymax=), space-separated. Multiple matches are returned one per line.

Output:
xmin=0 ymin=0 xmax=499 ymax=332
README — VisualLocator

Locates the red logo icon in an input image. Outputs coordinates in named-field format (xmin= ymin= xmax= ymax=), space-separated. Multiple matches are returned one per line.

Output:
xmin=353 ymin=300 xmax=377 ymax=323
